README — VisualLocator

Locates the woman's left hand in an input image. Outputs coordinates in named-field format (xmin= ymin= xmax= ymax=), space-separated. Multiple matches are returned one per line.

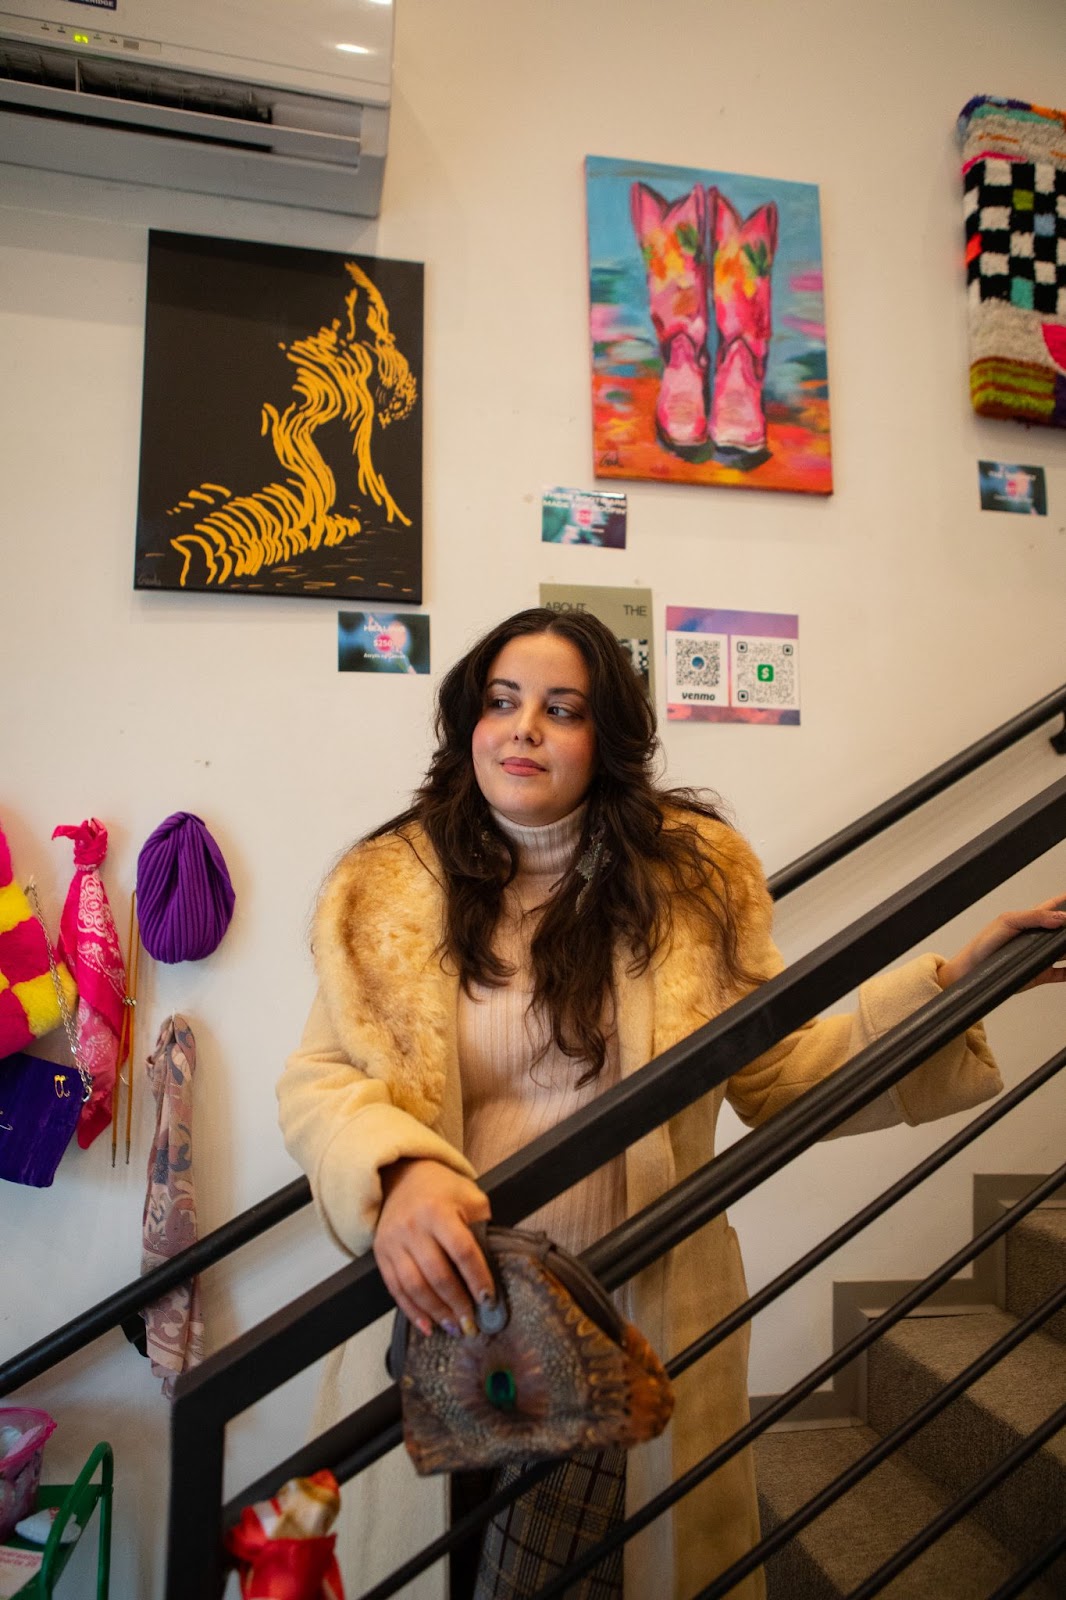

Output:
xmin=937 ymin=897 xmax=1066 ymax=991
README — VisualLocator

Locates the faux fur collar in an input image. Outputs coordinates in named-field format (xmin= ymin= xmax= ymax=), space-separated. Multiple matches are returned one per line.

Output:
xmin=314 ymin=827 xmax=456 ymax=1124
xmin=313 ymin=813 xmax=771 ymax=1122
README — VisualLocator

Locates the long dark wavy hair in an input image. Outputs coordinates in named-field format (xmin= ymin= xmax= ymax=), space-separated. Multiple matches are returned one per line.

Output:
xmin=371 ymin=608 xmax=748 ymax=1081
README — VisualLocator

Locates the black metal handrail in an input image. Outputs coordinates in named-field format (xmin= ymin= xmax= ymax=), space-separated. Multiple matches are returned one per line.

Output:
xmin=846 ymin=1401 xmax=1066 ymax=1600
xmin=987 ymin=1527 xmax=1066 ymax=1600
xmin=766 ymin=678 xmax=1066 ymax=898
xmin=167 ymin=779 xmax=1066 ymax=1447
xmin=0 ymin=1177 xmax=310 ymax=1397
xmin=348 ymin=1044 xmax=1066 ymax=1600
xmin=667 ymin=1040 xmax=1065 ymax=1381
xmin=163 ymin=780 xmax=1066 ymax=1597
xmin=526 ymin=1162 xmax=1066 ymax=1600
xmin=691 ymin=1279 xmax=1066 ymax=1600
xmin=231 ymin=959 xmax=1066 ymax=1526
xmin=7 ymin=686 xmax=1063 ymax=1397
xmin=337 ymin=1110 xmax=1066 ymax=1600
xmin=246 ymin=1032 xmax=1066 ymax=1535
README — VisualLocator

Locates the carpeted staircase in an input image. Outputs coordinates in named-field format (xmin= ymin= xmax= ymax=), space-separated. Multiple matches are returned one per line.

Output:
xmin=754 ymin=1189 xmax=1066 ymax=1598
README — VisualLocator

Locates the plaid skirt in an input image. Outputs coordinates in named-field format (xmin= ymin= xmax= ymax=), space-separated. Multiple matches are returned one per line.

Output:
xmin=456 ymin=1448 xmax=626 ymax=1600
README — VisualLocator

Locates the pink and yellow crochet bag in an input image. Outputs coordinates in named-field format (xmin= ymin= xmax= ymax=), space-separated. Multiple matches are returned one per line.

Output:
xmin=0 ymin=820 xmax=77 ymax=1060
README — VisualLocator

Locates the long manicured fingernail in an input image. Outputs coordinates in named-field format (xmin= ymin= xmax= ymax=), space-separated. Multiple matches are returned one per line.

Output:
xmin=416 ymin=1317 xmax=433 ymax=1338
xmin=460 ymin=1314 xmax=478 ymax=1338
xmin=441 ymin=1319 xmax=460 ymax=1338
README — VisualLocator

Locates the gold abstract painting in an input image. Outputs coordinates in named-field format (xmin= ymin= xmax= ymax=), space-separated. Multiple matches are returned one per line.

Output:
xmin=135 ymin=232 xmax=423 ymax=599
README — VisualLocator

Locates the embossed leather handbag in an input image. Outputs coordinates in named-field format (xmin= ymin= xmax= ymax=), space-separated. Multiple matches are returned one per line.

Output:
xmin=386 ymin=1224 xmax=674 ymax=1475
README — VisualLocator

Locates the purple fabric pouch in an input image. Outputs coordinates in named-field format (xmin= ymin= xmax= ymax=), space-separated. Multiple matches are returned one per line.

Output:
xmin=136 ymin=812 xmax=235 ymax=963
xmin=0 ymin=1052 xmax=82 ymax=1187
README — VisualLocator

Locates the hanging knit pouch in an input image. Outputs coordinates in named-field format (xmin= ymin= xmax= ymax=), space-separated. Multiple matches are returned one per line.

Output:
xmin=0 ymin=821 xmax=77 ymax=1062
xmin=958 ymin=95 xmax=1066 ymax=426
xmin=136 ymin=812 xmax=235 ymax=963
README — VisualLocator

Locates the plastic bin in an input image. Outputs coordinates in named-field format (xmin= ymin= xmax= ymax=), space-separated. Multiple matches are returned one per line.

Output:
xmin=0 ymin=1410 xmax=56 ymax=1543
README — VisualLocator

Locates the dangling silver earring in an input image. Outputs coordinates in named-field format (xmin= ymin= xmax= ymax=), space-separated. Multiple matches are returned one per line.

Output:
xmin=575 ymin=823 xmax=610 ymax=913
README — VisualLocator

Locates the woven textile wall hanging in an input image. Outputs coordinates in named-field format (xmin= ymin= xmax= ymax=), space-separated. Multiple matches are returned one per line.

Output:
xmin=958 ymin=96 xmax=1066 ymax=426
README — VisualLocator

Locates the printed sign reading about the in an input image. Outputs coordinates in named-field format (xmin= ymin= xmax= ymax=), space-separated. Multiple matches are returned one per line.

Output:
xmin=667 ymin=607 xmax=799 ymax=724
xmin=540 ymin=583 xmax=654 ymax=699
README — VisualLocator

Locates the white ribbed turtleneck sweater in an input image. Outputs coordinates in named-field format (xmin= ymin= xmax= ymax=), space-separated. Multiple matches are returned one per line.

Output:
xmin=457 ymin=805 xmax=626 ymax=1257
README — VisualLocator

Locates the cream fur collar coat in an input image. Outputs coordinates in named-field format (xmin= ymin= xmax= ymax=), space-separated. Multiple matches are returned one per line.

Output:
xmin=278 ymin=816 xmax=999 ymax=1600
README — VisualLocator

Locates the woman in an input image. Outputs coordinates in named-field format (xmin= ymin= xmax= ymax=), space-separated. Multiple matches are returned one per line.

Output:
xmin=278 ymin=608 xmax=1064 ymax=1600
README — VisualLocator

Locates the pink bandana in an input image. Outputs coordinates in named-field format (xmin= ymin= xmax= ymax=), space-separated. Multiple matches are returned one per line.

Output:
xmin=52 ymin=819 xmax=127 ymax=1149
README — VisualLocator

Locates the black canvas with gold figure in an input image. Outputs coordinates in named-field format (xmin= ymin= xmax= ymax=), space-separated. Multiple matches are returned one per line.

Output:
xmin=134 ymin=231 xmax=423 ymax=601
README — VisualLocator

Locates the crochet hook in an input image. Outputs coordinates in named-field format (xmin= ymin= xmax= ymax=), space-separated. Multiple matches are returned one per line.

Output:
xmin=125 ymin=893 xmax=141 ymax=1166
xmin=113 ymin=889 xmax=138 ymax=1168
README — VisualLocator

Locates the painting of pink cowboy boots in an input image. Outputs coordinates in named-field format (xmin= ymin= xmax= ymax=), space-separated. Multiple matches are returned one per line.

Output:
xmin=589 ymin=153 xmax=830 ymax=494
xmin=630 ymin=182 xmax=710 ymax=454
xmin=707 ymin=190 xmax=778 ymax=468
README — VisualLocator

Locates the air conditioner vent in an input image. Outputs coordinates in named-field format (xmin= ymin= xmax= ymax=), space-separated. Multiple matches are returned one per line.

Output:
xmin=0 ymin=2 xmax=392 ymax=216
xmin=0 ymin=37 xmax=273 ymax=124
xmin=0 ymin=40 xmax=76 ymax=90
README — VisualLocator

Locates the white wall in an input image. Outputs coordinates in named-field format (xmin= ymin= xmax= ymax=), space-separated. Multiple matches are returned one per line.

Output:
xmin=2 ymin=1 xmax=1066 ymax=1594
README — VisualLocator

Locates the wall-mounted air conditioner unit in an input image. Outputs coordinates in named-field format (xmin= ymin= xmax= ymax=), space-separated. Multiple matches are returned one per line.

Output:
xmin=0 ymin=0 xmax=393 ymax=215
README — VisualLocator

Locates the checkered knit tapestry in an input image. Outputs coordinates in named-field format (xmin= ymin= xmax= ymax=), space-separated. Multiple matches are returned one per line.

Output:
xmin=958 ymin=95 xmax=1066 ymax=427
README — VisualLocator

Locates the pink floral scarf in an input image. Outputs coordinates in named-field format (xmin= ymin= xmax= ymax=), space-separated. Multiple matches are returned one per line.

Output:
xmin=52 ymin=819 xmax=127 ymax=1149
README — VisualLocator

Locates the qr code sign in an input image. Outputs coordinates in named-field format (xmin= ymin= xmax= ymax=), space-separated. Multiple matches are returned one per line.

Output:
xmin=667 ymin=632 xmax=728 ymax=705
xmin=731 ymin=635 xmax=799 ymax=710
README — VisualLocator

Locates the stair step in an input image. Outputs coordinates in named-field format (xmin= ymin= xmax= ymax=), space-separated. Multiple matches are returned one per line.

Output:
xmin=754 ymin=1423 xmax=1055 ymax=1599
xmin=1006 ymin=1207 xmax=1066 ymax=1346
xmin=866 ymin=1309 xmax=1066 ymax=1583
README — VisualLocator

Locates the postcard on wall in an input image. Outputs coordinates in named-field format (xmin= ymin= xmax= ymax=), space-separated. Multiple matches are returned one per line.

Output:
xmin=541 ymin=486 xmax=627 ymax=548
xmin=977 ymin=460 xmax=1047 ymax=516
xmin=540 ymin=583 xmax=655 ymax=698
xmin=338 ymin=611 xmax=430 ymax=674
xmin=666 ymin=606 xmax=800 ymax=724
xmin=135 ymin=231 xmax=423 ymax=600
xmin=586 ymin=154 xmax=832 ymax=496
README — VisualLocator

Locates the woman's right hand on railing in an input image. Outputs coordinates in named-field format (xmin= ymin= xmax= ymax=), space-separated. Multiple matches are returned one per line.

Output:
xmin=374 ymin=1157 xmax=495 ymax=1338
